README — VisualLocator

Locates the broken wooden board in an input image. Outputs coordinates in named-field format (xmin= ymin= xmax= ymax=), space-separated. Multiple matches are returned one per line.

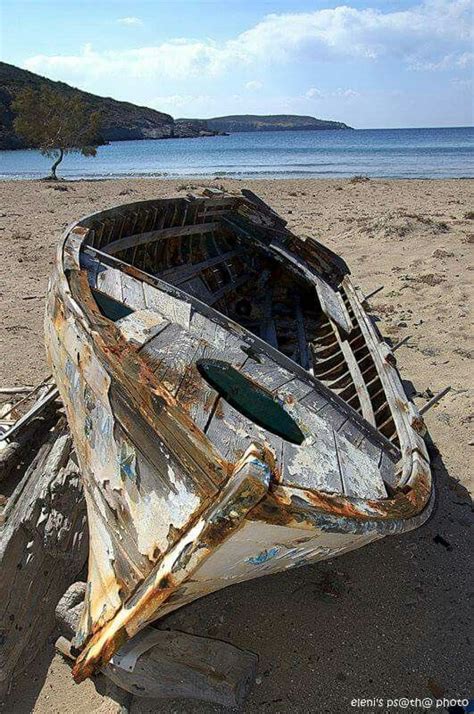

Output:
xmin=0 ymin=426 xmax=88 ymax=699
xmin=56 ymin=626 xmax=256 ymax=709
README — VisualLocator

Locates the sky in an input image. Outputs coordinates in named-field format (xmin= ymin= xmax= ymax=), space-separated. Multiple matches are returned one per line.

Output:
xmin=0 ymin=0 xmax=472 ymax=128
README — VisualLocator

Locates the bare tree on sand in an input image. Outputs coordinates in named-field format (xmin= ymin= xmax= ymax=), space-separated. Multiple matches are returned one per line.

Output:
xmin=13 ymin=87 xmax=102 ymax=180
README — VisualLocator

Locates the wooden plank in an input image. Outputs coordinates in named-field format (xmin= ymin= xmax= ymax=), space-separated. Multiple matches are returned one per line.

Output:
xmin=315 ymin=278 xmax=353 ymax=334
xmin=79 ymin=252 xmax=99 ymax=288
xmin=179 ymin=276 xmax=215 ymax=304
xmin=299 ymin=387 xmax=331 ymax=413
xmin=282 ymin=418 xmax=343 ymax=494
xmin=176 ymin=347 xmax=221 ymax=432
xmin=209 ymin=273 xmax=254 ymax=305
xmin=294 ymin=293 xmax=311 ymax=370
xmin=157 ymin=248 xmax=244 ymax=285
xmin=56 ymin=623 xmax=257 ymax=709
xmin=313 ymin=402 xmax=347 ymax=431
xmin=152 ymin=331 xmax=201 ymax=397
xmin=116 ymin=309 xmax=169 ymax=346
xmin=120 ymin=272 xmax=145 ymax=309
xmin=259 ymin=288 xmax=278 ymax=347
xmin=240 ymin=355 xmax=295 ymax=393
xmin=205 ymin=395 xmax=284 ymax=466
xmin=274 ymin=376 xmax=313 ymax=403
xmin=339 ymin=339 xmax=376 ymax=426
xmin=139 ymin=323 xmax=184 ymax=378
xmin=0 ymin=430 xmax=87 ymax=700
xmin=110 ymin=384 xmax=215 ymax=499
xmin=0 ymin=387 xmax=59 ymax=443
xmin=96 ymin=262 xmax=123 ymax=302
xmin=176 ymin=317 xmax=249 ymax=431
xmin=334 ymin=430 xmax=387 ymax=499
xmin=378 ymin=450 xmax=399 ymax=487
xmin=240 ymin=189 xmax=288 ymax=227
xmin=143 ymin=283 xmax=192 ymax=330
xmin=188 ymin=311 xmax=247 ymax=361
xmin=103 ymin=222 xmax=221 ymax=256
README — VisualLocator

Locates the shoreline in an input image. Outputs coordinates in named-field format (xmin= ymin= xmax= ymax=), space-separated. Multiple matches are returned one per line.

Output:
xmin=1 ymin=175 xmax=474 ymax=182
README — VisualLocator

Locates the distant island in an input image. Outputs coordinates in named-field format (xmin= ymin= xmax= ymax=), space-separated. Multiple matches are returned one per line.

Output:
xmin=176 ymin=115 xmax=352 ymax=133
xmin=0 ymin=62 xmax=352 ymax=150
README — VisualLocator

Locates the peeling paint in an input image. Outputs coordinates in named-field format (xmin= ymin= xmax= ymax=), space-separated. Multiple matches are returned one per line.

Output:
xmin=44 ymin=192 xmax=433 ymax=682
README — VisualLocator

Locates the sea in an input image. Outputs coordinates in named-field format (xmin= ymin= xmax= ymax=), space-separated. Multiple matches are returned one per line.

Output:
xmin=0 ymin=126 xmax=472 ymax=180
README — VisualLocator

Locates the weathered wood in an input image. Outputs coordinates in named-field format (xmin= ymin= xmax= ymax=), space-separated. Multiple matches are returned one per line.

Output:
xmin=56 ymin=580 xmax=257 ymax=709
xmin=104 ymin=222 xmax=221 ymax=256
xmin=419 ymin=386 xmax=451 ymax=415
xmin=315 ymin=279 xmax=353 ymax=334
xmin=120 ymin=272 xmax=145 ymax=309
xmin=107 ymin=628 xmax=257 ymax=708
xmin=96 ymin=262 xmax=123 ymax=301
xmin=0 ymin=387 xmax=59 ymax=443
xmin=392 ymin=334 xmax=411 ymax=352
xmin=339 ymin=338 xmax=376 ymax=426
xmin=364 ymin=285 xmax=384 ymax=301
xmin=55 ymin=637 xmax=133 ymax=713
xmin=0 ymin=409 xmax=58 ymax=483
xmin=241 ymin=188 xmax=288 ymax=226
xmin=294 ymin=293 xmax=311 ymax=369
xmin=0 ymin=425 xmax=88 ymax=699
xmin=0 ymin=387 xmax=34 ymax=395
xmin=334 ymin=430 xmax=387 ymax=500
xmin=57 ymin=628 xmax=257 ymax=709
xmin=157 ymin=247 xmax=244 ymax=285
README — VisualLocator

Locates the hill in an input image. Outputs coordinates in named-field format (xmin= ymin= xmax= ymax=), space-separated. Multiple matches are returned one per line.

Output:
xmin=176 ymin=114 xmax=352 ymax=133
xmin=0 ymin=62 xmax=181 ymax=149
xmin=0 ymin=63 xmax=352 ymax=150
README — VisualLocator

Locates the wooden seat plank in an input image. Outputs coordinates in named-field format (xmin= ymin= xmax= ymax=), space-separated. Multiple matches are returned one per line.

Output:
xmin=104 ymin=222 xmax=221 ymax=256
xmin=96 ymin=262 xmax=123 ymax=302
xmin=157 ymin=248 xmax=245 ymax=286
xmin=121 ymin=272 xmax=146 ymax=309
xmin=143 ymin=283 xmax=192 ymax=330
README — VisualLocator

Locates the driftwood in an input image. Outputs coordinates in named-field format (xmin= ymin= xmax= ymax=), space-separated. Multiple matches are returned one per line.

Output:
xmin=56 ymin=583 xmax=258 ymax=709
xmin=0 ymin=422 xmax=88 ymax=701
xmin=0 ymin=387 xmax=34 ymax=395
xmin=0 ymin=408 xmax=59 ymax=484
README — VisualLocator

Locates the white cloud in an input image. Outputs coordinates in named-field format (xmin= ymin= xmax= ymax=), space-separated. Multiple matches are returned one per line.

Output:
xmin=117 ymin=17 xmax=143 ymax=27
xmin=410 ymin=50 xmax=473 ymax=71
xmin=306 ymin=87 xmax=360 ymax=100
xmin=150 ymin=94 xmax=212 ymax=112
xmin=245 ymin=80 xmax=263 ymax=91
xmin=305 ymin=88 xmax=323 ymax=99
xmin=24 ymin=1 xmax=473 ymax=84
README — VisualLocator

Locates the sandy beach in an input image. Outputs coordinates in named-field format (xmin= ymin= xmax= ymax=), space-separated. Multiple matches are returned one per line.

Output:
xmin=0 ymin=177 xmax=472 ymax=713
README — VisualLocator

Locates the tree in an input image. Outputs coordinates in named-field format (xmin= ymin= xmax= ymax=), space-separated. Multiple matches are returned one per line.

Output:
xmin=13 ymin=87 xmax=102 ymax=179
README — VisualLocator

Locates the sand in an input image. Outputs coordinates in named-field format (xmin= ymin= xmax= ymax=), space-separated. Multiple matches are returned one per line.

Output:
xmin=0 ymin=177 xmax=472 ymax=713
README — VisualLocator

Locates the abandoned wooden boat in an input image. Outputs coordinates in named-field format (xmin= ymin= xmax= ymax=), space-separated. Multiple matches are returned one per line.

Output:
xmin=45 ymin=189 xmax=433 ymax=682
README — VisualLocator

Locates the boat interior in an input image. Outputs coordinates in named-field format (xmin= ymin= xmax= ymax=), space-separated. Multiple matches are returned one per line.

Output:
xmin=72 ymin=193 xmax=413 ymax=500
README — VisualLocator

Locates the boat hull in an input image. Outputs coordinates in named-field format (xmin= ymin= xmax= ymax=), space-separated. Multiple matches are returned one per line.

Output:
xmin=45 ymin=192 xmax=433 ymax=680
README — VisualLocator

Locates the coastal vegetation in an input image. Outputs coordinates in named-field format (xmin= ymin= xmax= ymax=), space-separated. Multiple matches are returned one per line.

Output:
xmin=13 ymin=87 xmax=102 ymax=179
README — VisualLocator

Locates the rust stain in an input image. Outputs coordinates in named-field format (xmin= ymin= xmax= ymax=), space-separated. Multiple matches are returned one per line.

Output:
xmin=45 ymin=193 xmax=433 ymax=685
